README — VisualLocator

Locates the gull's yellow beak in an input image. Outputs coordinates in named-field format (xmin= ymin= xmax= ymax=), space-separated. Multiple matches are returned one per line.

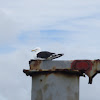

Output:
xmin=31 ymin=50 xmax=36 ymax=52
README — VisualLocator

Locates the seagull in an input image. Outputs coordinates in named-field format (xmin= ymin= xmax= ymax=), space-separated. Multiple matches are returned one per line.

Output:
xmin=31 ymin=47 xmax=64 ymax=60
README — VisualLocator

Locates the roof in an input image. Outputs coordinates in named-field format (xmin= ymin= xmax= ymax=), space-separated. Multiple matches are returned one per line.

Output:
xmin=23 ymin=59 xmax=100 ymax=84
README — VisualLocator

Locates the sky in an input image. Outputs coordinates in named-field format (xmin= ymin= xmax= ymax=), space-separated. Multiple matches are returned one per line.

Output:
xmin=0 ymin=0 xmax=100 ymax=100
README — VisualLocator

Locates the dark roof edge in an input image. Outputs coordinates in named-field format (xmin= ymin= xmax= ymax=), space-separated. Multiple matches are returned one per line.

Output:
xmin=23 ymin=69 xmax=84 ymax=77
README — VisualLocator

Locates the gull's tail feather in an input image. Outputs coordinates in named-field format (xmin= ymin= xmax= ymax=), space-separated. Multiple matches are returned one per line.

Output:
xmin=47 ymin=53 xmax=64 ymax=60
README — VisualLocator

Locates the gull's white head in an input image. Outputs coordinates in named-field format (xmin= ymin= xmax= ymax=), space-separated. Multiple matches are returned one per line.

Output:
xmin=31 ymin=47 xmax=41 ymax=53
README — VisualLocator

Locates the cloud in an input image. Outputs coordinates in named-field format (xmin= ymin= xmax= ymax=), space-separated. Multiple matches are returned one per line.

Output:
xmin=0 ymin=0 xmax=100 ymax=46
xmin=0 ymin=93 xmax=7 ymax=100
xmin=0 ymin=9 xmax=21 ymax=45
xmin=0 ymin=49 xmax=31 ymax=100
xmin=1 ymin=0 xmax=100 ymax=32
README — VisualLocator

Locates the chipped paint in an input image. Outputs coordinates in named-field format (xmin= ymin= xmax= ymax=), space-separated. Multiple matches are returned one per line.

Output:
xmin=29 ymin=60 xmax=72 ymax=70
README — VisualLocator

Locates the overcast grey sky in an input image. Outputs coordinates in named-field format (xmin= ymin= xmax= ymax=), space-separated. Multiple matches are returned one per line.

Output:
xmin=0 ymin=0 xmax=100 ymax=100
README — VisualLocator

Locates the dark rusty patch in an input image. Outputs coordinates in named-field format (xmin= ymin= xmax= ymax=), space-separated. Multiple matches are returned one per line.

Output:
xmin=40 ymin=79 xmax=42 ymax=82
xmin=43 ymin=84 xmax=49 ymax=93
xmin=30 ymin=60 xmax=42 ymax=70
xmin=45 ymin=94 xmax=52 ymax=100
xmin=67 ymin=87 xmax=73 ymax=100
xmin=75 ymin=92 xmax=79 ymax=100
xmin=39 ymin=69 xmax=42 ymax=71
xmin=93 ymin=59 xmax=100 ymax=68
xmin=34 ymin=60 xmax=41 ymax=66
xmin=35 ymin=89 xmax=43 ymax=100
